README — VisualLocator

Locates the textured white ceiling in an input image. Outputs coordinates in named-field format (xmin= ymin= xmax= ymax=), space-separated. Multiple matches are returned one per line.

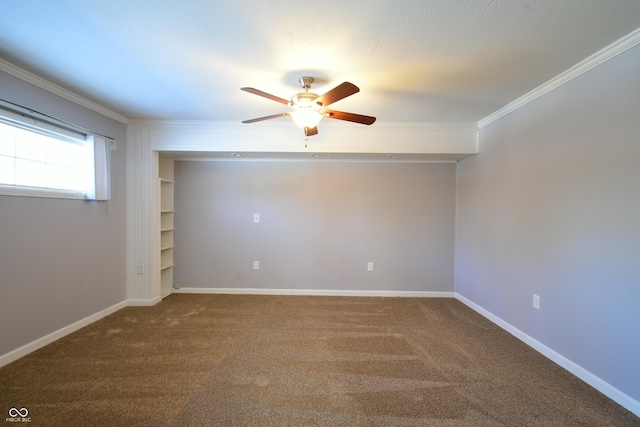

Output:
xmin=1 ymin=0 xmax=640 ymax=123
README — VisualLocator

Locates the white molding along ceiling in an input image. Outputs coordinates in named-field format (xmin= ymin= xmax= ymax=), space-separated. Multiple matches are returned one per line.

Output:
xmin=478 ymin=27 xmax=640 ymax=128
xmin=0 ymin=58 xmax=129 ymax=124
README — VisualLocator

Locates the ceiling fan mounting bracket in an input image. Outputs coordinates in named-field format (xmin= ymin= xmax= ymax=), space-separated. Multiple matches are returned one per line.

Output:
xmin=299 ymin=76 xmax=314 ymax=90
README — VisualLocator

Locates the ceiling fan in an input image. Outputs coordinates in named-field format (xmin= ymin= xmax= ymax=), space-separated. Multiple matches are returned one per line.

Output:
xmin=241 ymin=76 xmax=376 ymax=137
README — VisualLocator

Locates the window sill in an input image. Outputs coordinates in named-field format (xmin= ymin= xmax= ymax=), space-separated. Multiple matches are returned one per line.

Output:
xmin=0 ymin=185 xmax=87 ymax=200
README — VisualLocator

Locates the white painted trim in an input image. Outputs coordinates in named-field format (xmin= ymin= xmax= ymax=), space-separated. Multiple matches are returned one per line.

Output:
xmin=126 ymin=124 xmax=156 ymax=302
xmin=169 ymin=157 xmax=459 ymax=164
xmin=455 ymin=293 xmax=640 ymax=417
xmin=453 ymin=163 xmax=460 ymax=294
xmin=0 ymin=185 xmax=87 ymax=200
xmin=0 ymin=300 xmax=127 ymax=368
xmin=172 ymin=287 xmax=454 ymax=298
xmin=127 ymin=297 xmax=163 ymax=306
xmin=138 ymin=119 xmax=478 ymax=133
xmin=479 ymin=27 xmax=640 ymax=129
xmin=150 ymin=121 xmax=478 ymax=156
xmin=0 ymin=58 xmax=129 ymax=124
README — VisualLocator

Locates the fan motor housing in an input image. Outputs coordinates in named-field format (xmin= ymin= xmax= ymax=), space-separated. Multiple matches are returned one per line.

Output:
xmin=291 ymin=92 xmax=321 ymax=108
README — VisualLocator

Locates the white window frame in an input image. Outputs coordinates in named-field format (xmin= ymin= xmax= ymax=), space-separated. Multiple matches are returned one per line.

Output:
xmin=0 ymin=108 xmax=111 ymax=201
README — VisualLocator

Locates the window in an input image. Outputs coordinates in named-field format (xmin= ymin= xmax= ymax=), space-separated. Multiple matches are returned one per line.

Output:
xmin=0 ymin=112 xmax=110 ymax=200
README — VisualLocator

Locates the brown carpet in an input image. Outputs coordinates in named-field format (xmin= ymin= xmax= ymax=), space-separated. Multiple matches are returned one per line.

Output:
xmin=1 ymin=294 xmax=638 ymax=426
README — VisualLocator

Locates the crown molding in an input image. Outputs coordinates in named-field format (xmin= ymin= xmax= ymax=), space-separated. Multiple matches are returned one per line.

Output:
xmin=479 ymin=27 xmax=640 ymax=129
xmin=0 ymin=58 xmax=129 ymax=124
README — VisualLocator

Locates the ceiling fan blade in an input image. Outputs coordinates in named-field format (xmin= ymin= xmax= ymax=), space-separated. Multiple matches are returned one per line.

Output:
xmin=315 ymin=82 xmax=359 ymax=107
xmin=304 ymin=126 xmax=318 ymax=137
xmin=242 ymin=112 xmax=289 ymax=123
xmin=241 ymin=87 xmax=290 ymax=105
xmin=324 ymin=109 xmax=376 ymax=125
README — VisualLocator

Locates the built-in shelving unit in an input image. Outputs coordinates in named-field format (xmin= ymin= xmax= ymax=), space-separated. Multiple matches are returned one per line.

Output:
xmin=159 ymin=158 xmax=174 ymax=298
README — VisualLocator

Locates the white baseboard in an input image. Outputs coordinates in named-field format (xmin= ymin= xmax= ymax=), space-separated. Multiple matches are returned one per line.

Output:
xmin=127 ymin=296 xmax=163 ymax=306
xmin=172 ymin=287 xmax=455 ymax=298
xmin=455 ymin=293 xmax=640 ymax=418
xmin=0 ymin=300 xmax=128 ymax=368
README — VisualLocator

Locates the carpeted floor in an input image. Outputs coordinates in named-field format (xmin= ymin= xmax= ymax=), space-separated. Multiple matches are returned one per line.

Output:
xmin=1 ymin=294 xmax=638 ymax=426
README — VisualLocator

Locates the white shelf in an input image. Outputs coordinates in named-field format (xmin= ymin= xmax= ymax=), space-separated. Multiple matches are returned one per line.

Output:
xmin=161 ymin=230 xmax=174 ymax=249
xmin=161 ymin=267 xmax=173 ymax=298
xmin=158 ymin=157 xmax=175 ymax=298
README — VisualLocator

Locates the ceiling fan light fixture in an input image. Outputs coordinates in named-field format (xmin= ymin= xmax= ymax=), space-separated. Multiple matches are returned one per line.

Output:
xmin=241 ymin=77 xmax=375 ymax=137
xmin=291 ymin=108 xmax=323 ymax=129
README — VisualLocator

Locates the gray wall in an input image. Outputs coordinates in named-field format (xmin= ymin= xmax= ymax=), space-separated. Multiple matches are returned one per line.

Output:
xmin=174 ymin=161 xmax=455 ymax=293
xmin=0 ymin=71 xmax=127 ymax=356
xmin=456 ymin=44 xmax=640 ymax=401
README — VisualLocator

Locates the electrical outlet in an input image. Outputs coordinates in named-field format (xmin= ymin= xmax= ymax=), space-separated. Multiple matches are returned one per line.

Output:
xmin=137 ymin=263 xmax=144 ymax=274
xmin=533 ymin=294 xmax=540 ymax=310
xmin=253 ymin=213 xmax=260 ymax=223
xmin=253 ymin=261 xmax=260 ymax=270
xmin=367 ymin=262 xmax=374 ymax=272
